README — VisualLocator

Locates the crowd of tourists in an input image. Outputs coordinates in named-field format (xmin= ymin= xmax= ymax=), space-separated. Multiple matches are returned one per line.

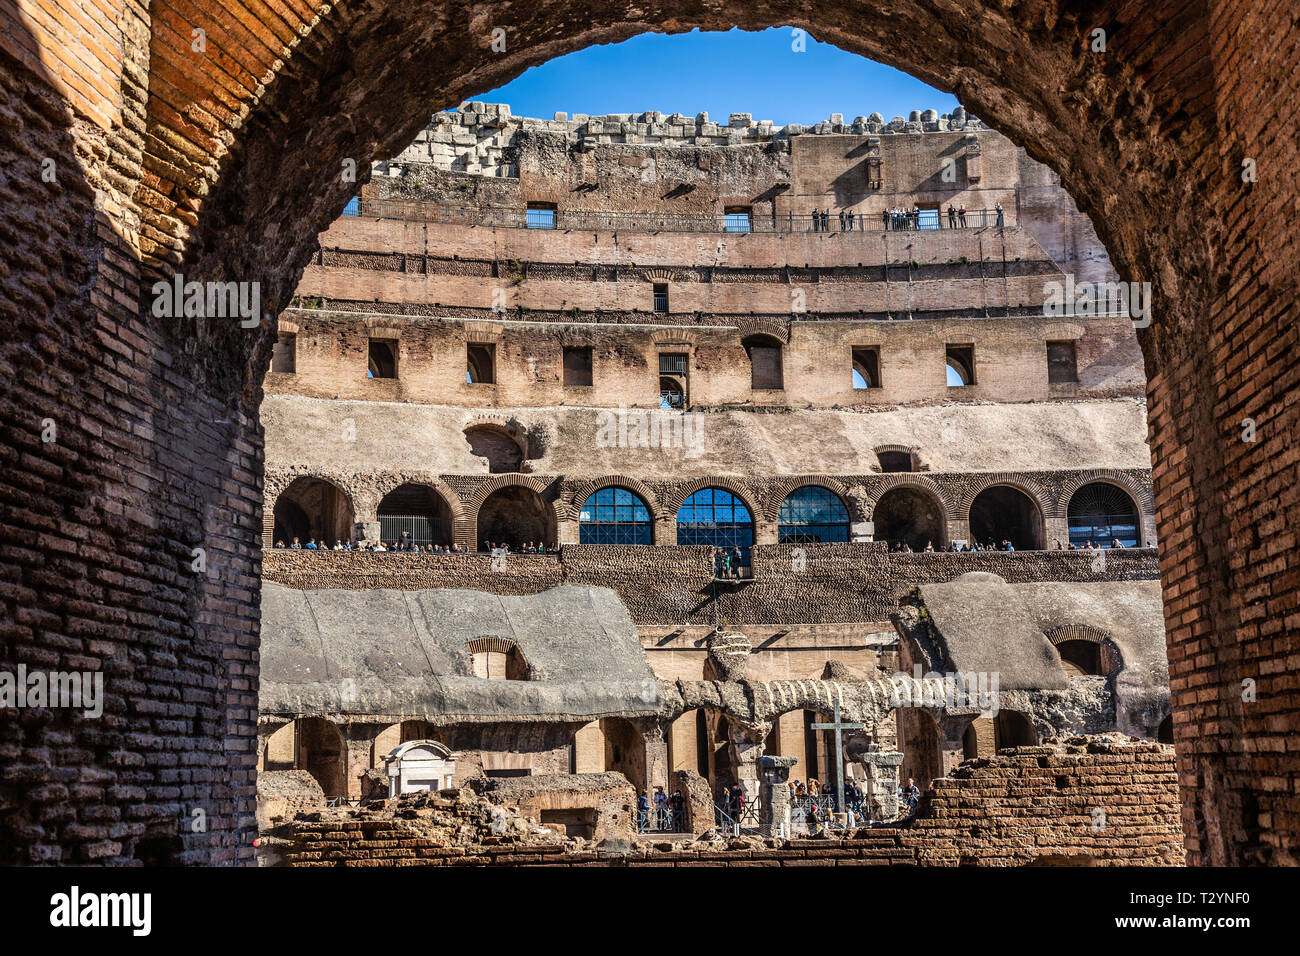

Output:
xmin=271 ymin=532 xmax=563 ymax=553
xmin=805 ymin=204 xmax=1003 ymax=232
xmin=886 ymin=536 xmax=1128 ymax=553
xmin=637 ymin=787 xmax=687 ymax=832
xmin=483 ymin=540 xmax=559 ymax=554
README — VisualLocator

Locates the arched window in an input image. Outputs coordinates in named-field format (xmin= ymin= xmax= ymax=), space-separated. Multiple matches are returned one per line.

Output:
xmin=466 ymin=638 xmax=527 ymax=680
xmin=778 ymin=486 xmax=850 ymax=543
xmin=676 ymin=488 xmax=754 ymax=565
xmin=1067 ymin=482 xmax=1140 ymax=548
xmin=579 ymin=487 xmax=653 ymax=545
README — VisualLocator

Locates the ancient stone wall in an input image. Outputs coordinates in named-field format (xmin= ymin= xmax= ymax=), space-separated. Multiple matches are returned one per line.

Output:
xmin=272 ymin=735 xmax=1182 ymax=866
xmin=3 ymin=0 xmax=1295 ymax=868
xmin=262 ymin=545 xmax=1160 ymax=625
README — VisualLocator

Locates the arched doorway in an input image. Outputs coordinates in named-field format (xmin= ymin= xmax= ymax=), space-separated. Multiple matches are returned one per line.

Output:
xmin=476 ymin=485 xmax=553 ymax=550
xmin=993 ymin=710 xmax=1038 ymax=750
xmin=897 ymin=708 xmax=943 ymax=791
xmin=273 ymin=477 xmax=354 ymax=547
xmin=675 ymin=487 xmax=755 ymax=572
xmin=969 ymin=485 xmax=1043 ymax=550
xmin=377 ymin=483 xmax=453 ymax=547
xmin=1068 ymin=481 xmax=1141 ymax=549
xmin=18 ymin=0 xmax=1289 ymax=868
xmin=600 ymin=717 xmax=647 ymax=795
xmin=295 ymin=717 xmax=346 ymax=798
xmin=873 ymin=486 xmax=946 ymax=551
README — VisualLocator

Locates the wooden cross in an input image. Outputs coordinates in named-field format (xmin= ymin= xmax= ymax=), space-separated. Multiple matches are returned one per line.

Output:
xmin=811 ymin=699 xmax=864 ymax=819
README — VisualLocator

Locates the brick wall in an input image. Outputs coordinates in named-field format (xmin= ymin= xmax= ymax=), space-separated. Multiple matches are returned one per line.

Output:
xmin=3 ymin=0 xmax=1294 ymax=867
xmin=272 ymin=735 xmax=1182 ymax=866
xmin=262 ymin=545 xmax=1160 ymax=625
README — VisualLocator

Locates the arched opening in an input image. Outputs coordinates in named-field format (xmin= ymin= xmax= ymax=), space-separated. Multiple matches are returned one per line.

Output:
xmin=295 ymin=717 xmax=346 ymax=798
xmin=373 ymin=720 xmax=441 ymax=769
xmin=969 ymin=485 xmax=1043 ymax=550
xmin=600 ymin=717 xmax=647 ymax=795
xmin=1068 ymin=481 xmax=1141 ymax=549
xmin=897 ymin=708 xmax=943 ymax=791
xmin=273 ymin=477 xmax=354 ymax=547
xmin=1055 ymin=638 xmax=1121 ymax=677
xmin=477 ymin=485 xmax=553 ymax=551
xmin=26 ymin=0 xmax=1278 ymax=868
xmin=466 ymin=637 xmax=529 ymax=680
xmin=463 ymin=425 xmax=525 ymax=473
xmin=742 ymin=334 xmax=784 ymax=390
xmin=962 ymin=716 xmax=995 ymax=761
xmin=993 ymin=710 xmax=1038 ymax=750
xmin=579 ymin=486 xmax=653 ymax=545
xmin=666 ymin=708 xmax=711 ymax=778
xmin=377 ymin=483 xmax=453 ymax=547
xmin=873 ymin=486 xmax=946 ymax=551
xmin=778 ymin=486 xmax=850 ymax=543
xmin=675 ymin=487 xmax=754 ymax=572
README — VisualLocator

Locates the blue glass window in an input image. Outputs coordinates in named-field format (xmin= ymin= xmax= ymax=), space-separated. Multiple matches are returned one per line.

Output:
xmin=579 ymin=487 xmax=652 ymax=545
xmin=778 ymin=486 xmax=850 ymax=543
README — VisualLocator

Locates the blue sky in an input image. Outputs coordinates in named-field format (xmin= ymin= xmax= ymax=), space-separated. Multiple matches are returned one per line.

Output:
xmin=475 ymin=28 xmax=959 ymax=126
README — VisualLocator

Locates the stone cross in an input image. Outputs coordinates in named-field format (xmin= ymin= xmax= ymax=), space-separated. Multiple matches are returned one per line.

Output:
xmin=811 ymin=699 xmax=863 ymax=819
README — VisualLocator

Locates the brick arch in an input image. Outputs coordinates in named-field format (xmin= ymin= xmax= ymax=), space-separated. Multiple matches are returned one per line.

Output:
xmin=1042 ymin=624 xmax=1112 ymax=646
xmin=465 ymin=473 xmax=552 ymax=509
xmin=664 ymin=478 xmax=763 ymax=526
xmin=265 ymin=472 xmax=359 ymax=516
xmin=563 ymin=475 xmax=665 ymax=523
xmin=11 ymin=0 xmax=1293 ymax=867
xmin=369 ymin=474 xmax=468 ymax=530
xmin=650 ymin=329 xmax=697 ymax=350
xmin=1057 ymin=472 xmax=1154 ymax=523
xmin=955 ymin=475 xmax=1055 ymax=520
xmin=733 ymin=316 xmax=790 ymax=344
xmin=763 ymin=476 xmax=853 ymax=523
xmin=468 ymin=474 xmax=557 ymax=550
xmin=864 ymin=475 xmax=955 ymax=519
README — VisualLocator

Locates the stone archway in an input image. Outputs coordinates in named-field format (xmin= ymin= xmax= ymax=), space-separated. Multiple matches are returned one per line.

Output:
xmin=4 ymin=0 xmax=1296 ymax=867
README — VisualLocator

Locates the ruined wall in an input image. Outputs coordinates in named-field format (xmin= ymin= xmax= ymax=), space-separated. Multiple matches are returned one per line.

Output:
xmin=272 ymin=735 xmax=1182 ymax=866
xmin=261 ymin=545 xmax=1160 ymax=626
xmin=3 ymin=0 xmax=1294 ymax=869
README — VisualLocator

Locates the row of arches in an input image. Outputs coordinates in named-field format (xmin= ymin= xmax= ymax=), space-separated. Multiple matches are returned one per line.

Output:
xmin=272 ymin=476 xmax=1145 ymax=551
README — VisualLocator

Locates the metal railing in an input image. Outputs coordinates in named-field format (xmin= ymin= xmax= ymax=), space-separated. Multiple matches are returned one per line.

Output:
xmin=635 ymin=805 xmax=687 ymax=834
xmin=342 ymin=197 xmax=1009 ymax=234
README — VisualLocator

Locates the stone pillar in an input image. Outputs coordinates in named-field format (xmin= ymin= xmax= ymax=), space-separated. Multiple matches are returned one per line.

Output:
xmin=729 ymin=723 xmax=767 ymax=806
xmin=854 ymin=750 xmax=903 ymax=822
xmin=340 ymin=723 xmax=385 ymax=801
xmin=674 ymin=769 xmax=715 ymax=836
xmin=355 ymin=520 xmax=381 ymax=545
xmin=641 ymin=720 xmax=670 ymax=796
xmin=759 ymin=755 xmax=797 ymax=838
xmin=1044 ymin=516 xmax=1070 ymax=551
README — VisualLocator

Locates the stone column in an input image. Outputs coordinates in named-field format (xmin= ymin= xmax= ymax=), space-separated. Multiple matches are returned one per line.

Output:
xmin=340 ymin=722 xmax=386 ymax=801
xmin=1043 ymin=516 xmax=1070 ymax=551
xmin=640 ymin=720 xmax=670 ymax=796
xmin=854 ymin=750 xmax=903 ymax=822
xmin=355 ymin=520 xmax=381 ymax=545
xmin=759 ymin=755 xmax=797 ymax=837
xmin=728 ymin=723 xmax=767 ymax=807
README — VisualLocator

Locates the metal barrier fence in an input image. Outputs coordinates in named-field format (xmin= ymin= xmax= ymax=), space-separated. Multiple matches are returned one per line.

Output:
xmin=342 ymin=198 xmax=1007 ymax=234
xmin=635 ymin=805 xmax=687 ymax=834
